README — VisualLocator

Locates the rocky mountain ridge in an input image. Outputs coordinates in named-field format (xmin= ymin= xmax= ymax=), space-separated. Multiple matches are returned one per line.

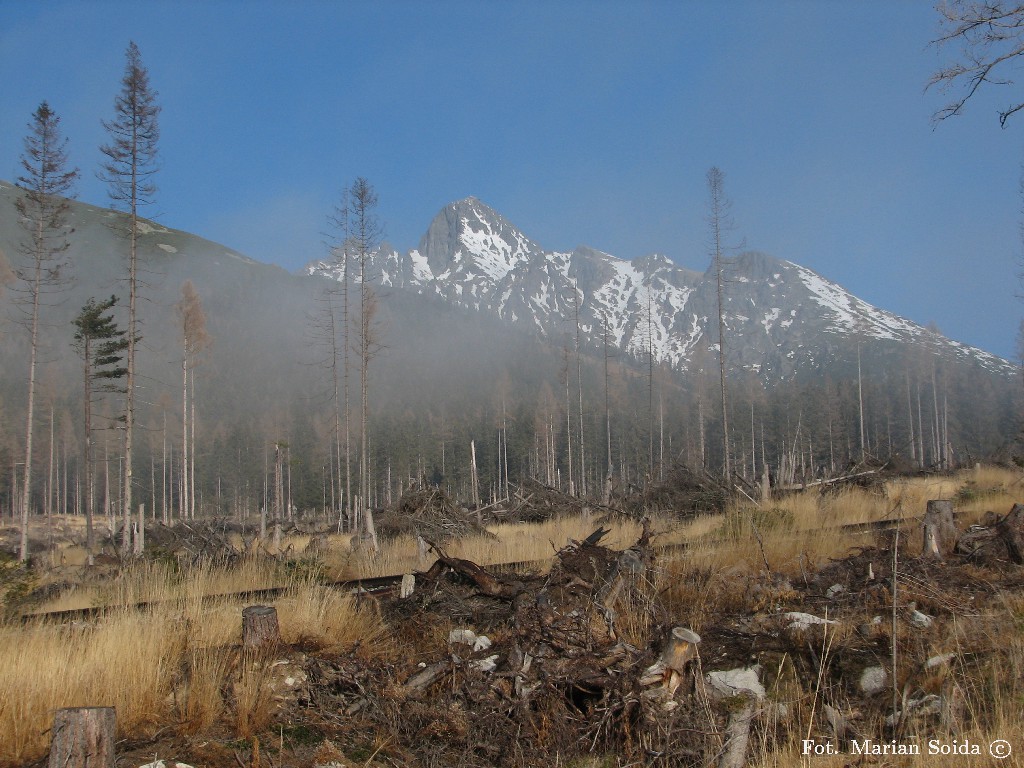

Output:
xmin=307 ymin=196 xmax=1012 ymax=380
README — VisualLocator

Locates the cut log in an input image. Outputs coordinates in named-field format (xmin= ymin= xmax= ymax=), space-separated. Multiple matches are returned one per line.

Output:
xmin=48 ymin=706 xmax=116 ymax=768
xmin=404 ymin=660 xmax=447 ymax=692
xmin=241 ymin=605 xmax=280 ymax=649
xmin=922 ymin=499 xmax=957 ymax=559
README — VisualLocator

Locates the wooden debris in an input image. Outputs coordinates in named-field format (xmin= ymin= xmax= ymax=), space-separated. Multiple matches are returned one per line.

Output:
xmin=995 ymin=503 xmax=1024 ymax=563
xmin=717 ymin=692 xmax=757 ymax=768
xmin=955 ymin=503 xmax=1024 ymax=564
xmin=403 ymin=661 xmax=448 ymax=693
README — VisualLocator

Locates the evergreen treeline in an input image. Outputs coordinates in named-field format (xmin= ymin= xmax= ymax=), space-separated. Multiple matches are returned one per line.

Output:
xmin=0 ymin=319 xmax=1018 ymax=528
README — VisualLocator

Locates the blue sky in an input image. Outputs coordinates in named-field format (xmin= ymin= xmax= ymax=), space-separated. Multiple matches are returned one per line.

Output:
xmin=1 ymin=0 xmax=1021 ymax=358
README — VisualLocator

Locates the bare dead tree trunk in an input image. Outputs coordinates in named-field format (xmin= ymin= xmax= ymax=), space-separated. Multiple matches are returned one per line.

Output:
xmin=274 ymin=442 xmax=284 ymax=522
xmin=470 ymin=439 xmax=480 ymax=510
xmin=190 ymin=367 xmax=197 ymax=518
xmin=573 ymin=279 xmax=586 ymax=497
xmin=647 ymin=288 xmax=655 ymax=479
xmin=857 ymin=342 xmax=866 ymax=463
xmin=563 ymin=345 xmax=573 ymax=495
xmin=162 ymin=409 xmax=168 ymax=524
xmin=603 ymin=314 xmax=612 ymax=500
xmin=706 ymin=166 xmax=738 ymax=479
xmin=181 ymin=346 xmax=188 ymax=521
xmin=83 ymin=337 xmax=95 ymax=555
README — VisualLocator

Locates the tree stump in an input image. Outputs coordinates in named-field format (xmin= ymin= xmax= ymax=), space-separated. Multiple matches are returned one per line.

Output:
xmin=48 ymin=706 xmax=116 ymax=768
xmin=400 ymin=573 xmax=416 ymax=599
xmin=922 ymin=499 xmax=957 ymax=559
xmin=242 ymin=605 xmax=280 ymax=650
xmin=661 ymin=626 xmax=701 ymax=696
xmin=662 ymin=626 xmax=701 ymax=671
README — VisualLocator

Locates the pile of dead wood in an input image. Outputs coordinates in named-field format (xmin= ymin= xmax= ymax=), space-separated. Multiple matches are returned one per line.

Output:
xmin=145 ymin=519 xmax=249 ymax=565
xmin=497 ymin=477 xmax=591 ymax=522
xmin=304 ymin=523 xmax=734 ymax=765
xmin=623 ymin=463 xmax=730 ymax=517
xmin=377 ymin=487 xmax=490 ymax=543
xmin=951 ymin=502 xmax=1024 ymax=564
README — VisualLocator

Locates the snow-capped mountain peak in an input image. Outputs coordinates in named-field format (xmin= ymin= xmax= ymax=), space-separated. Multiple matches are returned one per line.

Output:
xmin=417 ymin=197 xmax=541 ymax=286
xmin=305 ymin=199 xmax=1013 ymax=380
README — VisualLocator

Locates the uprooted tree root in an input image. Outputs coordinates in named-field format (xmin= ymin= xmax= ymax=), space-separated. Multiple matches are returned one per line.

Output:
xmin=299 ymin=521 xmax=727 ymax=767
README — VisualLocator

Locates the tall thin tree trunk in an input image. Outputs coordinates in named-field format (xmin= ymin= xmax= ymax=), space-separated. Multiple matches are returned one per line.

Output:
xmin=659 ymin=390 xmax=664 ymax=480
xmin=181 ymin=350 xmax=188 ymax=521
xmin=260 ymin=444 xmax=267 ymax=539
xmin=83 ymin=338 xmax=95 ymax=557
xmin=190 ymin=366 xmax=196 ymax=518
xmin=563 ymin=346 xmax=573 ymax=495
xmin=19 ymin=251 xmax=43 ymax=562
xmin=698 ymin=393 xmax=706 ymax=470
xmin=161 ymin=409 xmax=167 ymax=525
xmin=916 ymin=381 xmax=925 ymax=465
xmin=647 ymin=289 xmax=655 ymax=479
xmin=343 ymin=255 xmax=352 ymax=533
xmin=274 ymin=443 xmax=283 ymax=522
xmin=603 ymin=316 xmax=612 ymax=488
xmin=857 ymin=342 xmax=866 ymax=463
xmin=150 ymin=457 xmax=155 ymax=522
xmin=48 ymin=407 xmax=55 ymax=519
xmin=104 ymin=438 xmax=111 ymax=534
xmin=123 ymin=188 xmax=138 ymax=553
xmin=470 ymin=439 xmax=480 ymax=509
xmin=574 ymin=280 xmax=586 ymax=497
xmin=932 ymin=362 xmax=942 ymax=469
xmin=906 ymin=367 xmax=917 ymax=466
xmin=707 ymin=167 xmax=732 ymax=479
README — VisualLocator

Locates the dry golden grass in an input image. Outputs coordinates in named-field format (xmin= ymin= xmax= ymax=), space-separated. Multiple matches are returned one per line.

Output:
xmin=0 ymin=566 xmax=388 ymax=765
xmin=326 ymin=514 xmax=655 ymax=580
xmin=30 ymin=555 xmax=289 ymax=615
xmin=0 ymin=610 xmax=185 ymax=763
xmin=663 ymin=466 xmax=1024 ymax=768
xmin=3 ymin=465 xmax=1021 ymax=765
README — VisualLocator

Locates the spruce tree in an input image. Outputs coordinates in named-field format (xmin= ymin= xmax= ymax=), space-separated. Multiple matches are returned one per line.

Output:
xmin=13 ymin=101 xmax=78 ymax=561
xmin=72 ymin=296 xmax=128 ymax=558
xmin=99 ymin=41 xmax=160 ymax=551
xmin=350 ymin=177 xmax=382 ymax=550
